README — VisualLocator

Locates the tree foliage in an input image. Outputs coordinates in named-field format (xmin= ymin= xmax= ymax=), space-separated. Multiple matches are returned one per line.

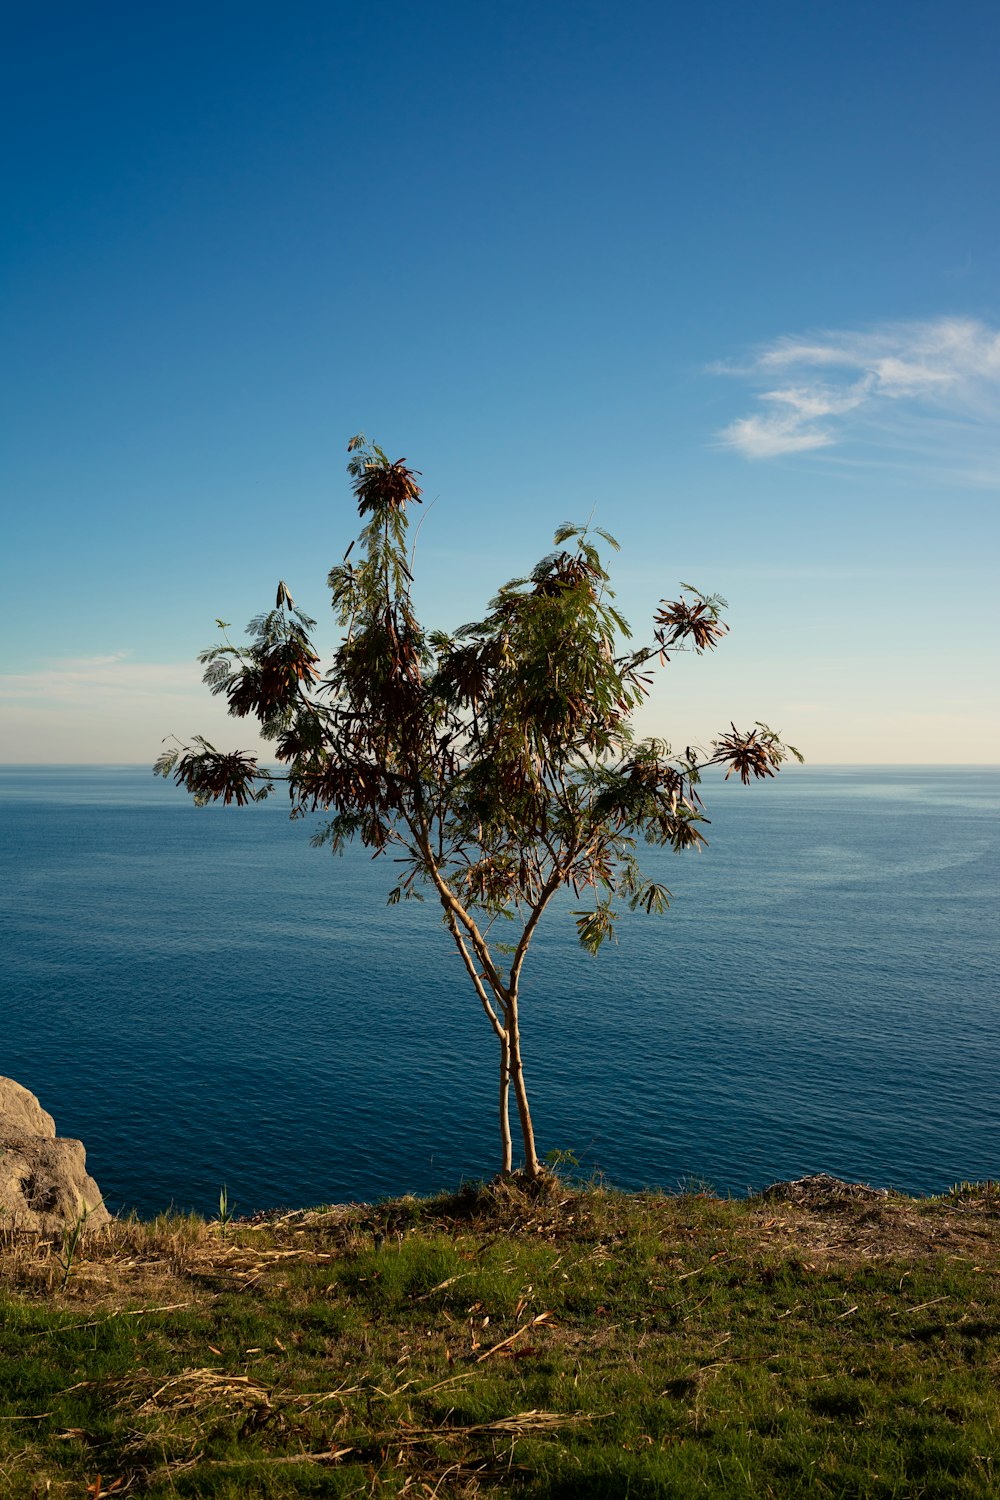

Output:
xmin=157 ymin=437 xmax=801 ymax=1179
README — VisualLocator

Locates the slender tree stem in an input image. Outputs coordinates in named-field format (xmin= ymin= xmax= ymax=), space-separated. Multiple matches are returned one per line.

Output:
xmin=506 ymin=987 xmax=540 ymax=1178
xmin=509 ymin=873 xmax=564 ymax=992
xmin=418 ymin=801 xmax=550 ymax=1178
xmin=498 ymin=1027 xmax=512 ymax=1176
xmin=443 ymin=910 xmax=506 ymax=1043
xmin=418 ymin=816 xmax=516 ymax=1175
xmin=412 ymin=821 xmax=507 ymax=995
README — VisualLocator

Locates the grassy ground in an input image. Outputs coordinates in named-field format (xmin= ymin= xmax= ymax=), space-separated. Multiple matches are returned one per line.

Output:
xmin=0 ymin=1177 xmax=997 ymax=1498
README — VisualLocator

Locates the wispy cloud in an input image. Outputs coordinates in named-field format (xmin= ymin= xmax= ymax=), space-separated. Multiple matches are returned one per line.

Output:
xmin=0 ymin=653 xmax=202 ymax=704
xmin=714 ymin=317 xmax=1000 ymax=475
xmin=0 ymin=653 xmax=265 ymax=763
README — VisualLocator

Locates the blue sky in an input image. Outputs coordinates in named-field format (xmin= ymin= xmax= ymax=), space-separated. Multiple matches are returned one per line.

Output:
xmin=2 ymin=0 xmax=998 ymax=762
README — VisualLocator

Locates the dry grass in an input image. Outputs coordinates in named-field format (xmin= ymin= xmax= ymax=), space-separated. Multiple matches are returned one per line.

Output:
xmin=2 ymin=1175 xmax=998 ymax=1307
xmin=746 ymin=1173 xmax=1000 ymax=1265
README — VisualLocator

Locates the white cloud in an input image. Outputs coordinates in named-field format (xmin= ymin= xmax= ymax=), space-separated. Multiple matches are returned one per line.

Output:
xmin=715 ymin=316 xmax=1000 ymax=472
xmin=717 ymin=413 xmax=834 ymax=459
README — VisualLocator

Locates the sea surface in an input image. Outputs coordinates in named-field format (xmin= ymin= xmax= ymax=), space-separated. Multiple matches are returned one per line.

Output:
xmin=1 ymin=765 xmax=997 ymax=1218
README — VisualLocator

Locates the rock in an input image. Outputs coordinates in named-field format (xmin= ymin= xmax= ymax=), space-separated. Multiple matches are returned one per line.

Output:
xmin=0 ymin=1077 xmax=111 ymax=1235
xmin=0 ymin=1076 xmax=56 ymax=1138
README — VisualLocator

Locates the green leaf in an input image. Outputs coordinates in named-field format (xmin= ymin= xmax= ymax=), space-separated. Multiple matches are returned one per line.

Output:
xmin=572 ymin=905 xmax=616 ymax=955
xmin=153 ymin=747 xmax=179 ymax=779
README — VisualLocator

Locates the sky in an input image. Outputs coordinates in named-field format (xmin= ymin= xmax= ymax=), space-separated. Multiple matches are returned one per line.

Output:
xmin=2 ymin=0 xmax=998 ymax=764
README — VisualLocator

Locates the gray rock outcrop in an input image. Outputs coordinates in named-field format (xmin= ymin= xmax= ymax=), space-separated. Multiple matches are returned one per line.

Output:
xmin=0 ymin=1077 xmax=111 ymax=1235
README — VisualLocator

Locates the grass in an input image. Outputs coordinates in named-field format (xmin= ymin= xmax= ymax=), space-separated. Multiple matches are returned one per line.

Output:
xmin=0 ymin=1177 xmax=998 ymax=1496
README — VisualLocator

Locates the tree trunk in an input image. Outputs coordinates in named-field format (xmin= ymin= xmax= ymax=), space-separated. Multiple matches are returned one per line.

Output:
xmin=506 ymin=989 xmax=541 ymax=1178
xmin=498 ymin=1029 xmax=513 ymax=1175
xmin=436 ymin=893 xmax=514 ymax=1178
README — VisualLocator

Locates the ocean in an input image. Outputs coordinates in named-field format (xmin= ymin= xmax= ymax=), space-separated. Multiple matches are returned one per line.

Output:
xmin=1 ymin=765 xmax=996 ymax=1218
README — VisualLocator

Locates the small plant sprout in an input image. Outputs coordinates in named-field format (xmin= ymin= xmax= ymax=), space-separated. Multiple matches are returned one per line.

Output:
xmin=216 ymin=1185 xmax=234 ymax=1239
xmin=544 ymin=1147 xmax=581 ymax=1181
xmin=57 ymin=1199 xmax=95 ymax=1290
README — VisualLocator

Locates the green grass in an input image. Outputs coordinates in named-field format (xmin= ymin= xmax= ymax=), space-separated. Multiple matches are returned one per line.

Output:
xmin=1 ymin=1180 xmax=998 ymax=1496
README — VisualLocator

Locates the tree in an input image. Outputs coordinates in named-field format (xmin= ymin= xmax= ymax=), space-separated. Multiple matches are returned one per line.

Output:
xmin=156 ymin=437 xmax=801 ymax=1181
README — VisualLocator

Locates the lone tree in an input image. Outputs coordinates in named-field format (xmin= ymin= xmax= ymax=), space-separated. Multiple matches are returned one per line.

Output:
xmin=157 ymin=437 xmax=800 ymax=1180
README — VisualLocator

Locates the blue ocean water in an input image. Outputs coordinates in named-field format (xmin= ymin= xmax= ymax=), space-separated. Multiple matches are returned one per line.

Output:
xmin=1 ymin=765 xmax=997 ymax=1218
